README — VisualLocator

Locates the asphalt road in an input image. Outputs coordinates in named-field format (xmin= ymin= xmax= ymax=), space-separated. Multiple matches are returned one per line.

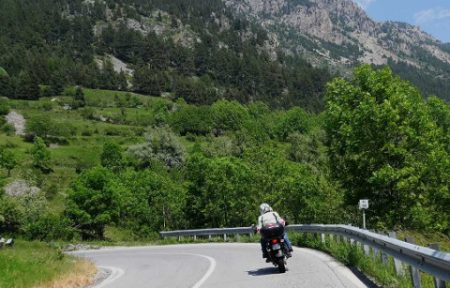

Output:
xmin=72 ymin=243 xmax=369 ymax=288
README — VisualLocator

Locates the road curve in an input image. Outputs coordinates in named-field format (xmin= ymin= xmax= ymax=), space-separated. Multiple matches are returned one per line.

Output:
xmin=72 ymin=243 xmax=369 ymax=288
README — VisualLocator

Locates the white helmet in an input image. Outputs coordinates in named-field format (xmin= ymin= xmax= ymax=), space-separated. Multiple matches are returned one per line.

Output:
xmin=259 ymin=203 xmax=272 ymax=215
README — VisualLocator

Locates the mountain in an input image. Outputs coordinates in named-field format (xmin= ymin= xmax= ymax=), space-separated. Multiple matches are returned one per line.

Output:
xmin=225 ymin=0 xmax=450 ymax=99
xmin=0 ymin=0 xmax=449 ymax=109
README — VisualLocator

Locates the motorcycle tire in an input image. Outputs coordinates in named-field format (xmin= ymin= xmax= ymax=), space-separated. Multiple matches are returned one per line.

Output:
xmin=277 ymin=258 xmax=286 ymax=273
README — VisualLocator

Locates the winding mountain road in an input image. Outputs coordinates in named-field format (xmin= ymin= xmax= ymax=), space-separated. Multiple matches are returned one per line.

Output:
xmin=72 ymin=243 xmax=370 ymax=288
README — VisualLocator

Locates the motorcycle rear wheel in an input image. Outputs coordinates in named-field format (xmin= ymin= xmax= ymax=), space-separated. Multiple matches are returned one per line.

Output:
xmin=277 ymin=258 xmax=286 ymax=273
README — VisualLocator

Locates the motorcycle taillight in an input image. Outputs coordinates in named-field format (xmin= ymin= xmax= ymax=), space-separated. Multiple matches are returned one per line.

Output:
xmin=271 ymin=239 xmax=279 ymax=244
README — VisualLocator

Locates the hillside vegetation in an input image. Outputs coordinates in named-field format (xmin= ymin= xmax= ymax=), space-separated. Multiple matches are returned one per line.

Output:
xmin=0 ymin=66 xmax=448 ymax=243
xmin=0 ymin=0 xmax=331 ymax=111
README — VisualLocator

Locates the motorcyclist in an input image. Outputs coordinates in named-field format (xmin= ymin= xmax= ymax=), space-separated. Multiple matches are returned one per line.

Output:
xmin=256 ymin=203 xmax=293 ymax=261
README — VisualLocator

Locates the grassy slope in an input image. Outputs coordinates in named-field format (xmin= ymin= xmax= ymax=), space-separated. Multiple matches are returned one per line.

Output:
xmin=0 ymin=241 xmax=96 ymax=288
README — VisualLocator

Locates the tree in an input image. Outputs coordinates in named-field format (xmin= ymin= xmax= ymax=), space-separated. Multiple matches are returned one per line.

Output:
xmin=276 ymin=107 xmax=311 ymax=141
xmin=74 ymin=86 xmax=86 ymax=108
xmin=15 ymin=71 xmax=40 ymax=100
xmin=0 ymin=75 xmax=14 ymax=97
xmin=169 ymin=100 xmax=212 ymax=135
xmin=100 ymin=141 xmax=123 ymax=172
xmin=185 ymin=154 xmax=256 ymax=228
xmin=325 ymin=65 xmax=449 ymax=231
xmin=210 ymin=99 xmax=249 ymax=133
xmin=27 ymin=115 xmax=53 ymax=139
xmin=31 ymin=137 xmax=51 ymax=173
xmin=49 ymin=72 xmax=65 ymax=95
xmin=0 ymin=148 xmax=17 ymax=176
xmin=120 ymin=169 xmax=187 ymax=232
xmin=66 ymin=167 xmax=123 ymax=239
xmin=127 ymin=126 xmax=185 ymax=169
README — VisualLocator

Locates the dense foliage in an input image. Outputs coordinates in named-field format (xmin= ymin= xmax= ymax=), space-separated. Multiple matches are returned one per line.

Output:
xmin=325 ymin=65 xmax=450 ymax=232
xmin=0 ymin=63 xmax=448 ymax=241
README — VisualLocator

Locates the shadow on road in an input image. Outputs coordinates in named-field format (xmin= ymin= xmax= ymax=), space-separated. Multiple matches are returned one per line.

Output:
xmin=247 ymin=267 xmax=281 ymax=276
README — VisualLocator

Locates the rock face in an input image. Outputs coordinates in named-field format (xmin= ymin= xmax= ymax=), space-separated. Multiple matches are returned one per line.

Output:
xmin=5 ymin=111 xmax=26 ymax=136
xmin=225 ymin=0 xmax=450 ymax=72
xmin=4 ymin=180 xmax=40 ymax=197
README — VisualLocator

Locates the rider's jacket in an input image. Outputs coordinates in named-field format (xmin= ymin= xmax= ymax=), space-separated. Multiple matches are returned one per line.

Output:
xmin=256 ymin=211 xmax=285 ymax=230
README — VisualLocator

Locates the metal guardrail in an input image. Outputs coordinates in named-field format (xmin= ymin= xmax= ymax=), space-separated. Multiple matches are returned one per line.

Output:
xmin=160 ymin=224 xmax=450 ymax=283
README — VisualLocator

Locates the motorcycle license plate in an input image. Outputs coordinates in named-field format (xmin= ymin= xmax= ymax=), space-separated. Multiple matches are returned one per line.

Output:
xmin=272 ymin=244 xmax=281 ymax=250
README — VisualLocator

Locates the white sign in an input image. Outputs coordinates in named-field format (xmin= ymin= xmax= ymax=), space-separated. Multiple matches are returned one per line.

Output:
xmin=359 ymin=199 xmax=369 ymax=210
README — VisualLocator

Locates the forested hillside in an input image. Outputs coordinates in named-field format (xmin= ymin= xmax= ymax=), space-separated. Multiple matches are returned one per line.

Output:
xmin=0 ymin=0 xmax=331 ymax=111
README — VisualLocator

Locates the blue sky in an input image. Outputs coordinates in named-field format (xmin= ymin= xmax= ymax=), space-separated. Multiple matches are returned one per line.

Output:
xmin=352 ymin=0 xmax=450 ymax=43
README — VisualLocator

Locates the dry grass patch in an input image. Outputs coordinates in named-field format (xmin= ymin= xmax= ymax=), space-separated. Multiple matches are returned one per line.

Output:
xmin=34 ymin=260 xmax=97 ymax=288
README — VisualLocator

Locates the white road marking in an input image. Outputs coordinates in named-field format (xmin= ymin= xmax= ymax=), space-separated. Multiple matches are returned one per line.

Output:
xmin=75 ymin=248 xmax=217 ymax=288
xmin=93 ymin=266 xmax=125 ymax=288
xmin=185 ymin=253 xmax=217 ymax=288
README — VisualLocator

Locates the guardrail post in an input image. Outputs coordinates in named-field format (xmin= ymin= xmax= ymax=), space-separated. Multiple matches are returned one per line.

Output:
xmin=405 ymin=237 xmax=421 ymax=288
xmin=321 ymin=233 xmax=325 ymax=244
xmin=209 ymin=234 xmax=212 ymax=241
xmin=363 ymin=243 xmax=370 ymax=256
xmin=380 ymin=233 xmax=389 ymax=265
xmin=178 ymin=236 xmax=182 ymax=242
xmin=370 ymin=230 xmax=379 ymax=261
xmin=389 ymin=231 xmax=404 ymax=276
xmin=224 ymin=234 xmax=227 ymax=242
xmin=235 ymin=234 xmax=240 ymax=242
xmin=428 ymin=243 xmax=446 ymax=288
xmin=193 ymin=235 xmax=197 ymax=241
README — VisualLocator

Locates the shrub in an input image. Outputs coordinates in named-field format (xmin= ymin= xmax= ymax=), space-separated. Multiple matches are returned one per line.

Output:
xmin=0 ymin=98 xmax=10 ymax=115
xmin=128 ymin=126 xmax=185 ymax=169
xmin=22 ymin=213 xmax=75 ymax=241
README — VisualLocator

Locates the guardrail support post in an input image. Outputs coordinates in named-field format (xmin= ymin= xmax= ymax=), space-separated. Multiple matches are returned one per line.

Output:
xmin=321 ymin=233 xmax=325 ymax=244
xmin=389 ymin=231 xmax=404 ymax=276
xmin=428 ymin=243 xmax=446 ymax=288
xmin=405 ymin=237 xmax=421 ymax=288
xmin=209 ymin=234 xmax=212 ymax=241
xmin=224 ymin=234 xmax=227 ymax=242
xmin=235 ymin=234 xmax=240 ymax=242
xmin=193 ymin=235 xmax=197 ymax=241
xmin=363 ymin=244 xmax=370 ymax=256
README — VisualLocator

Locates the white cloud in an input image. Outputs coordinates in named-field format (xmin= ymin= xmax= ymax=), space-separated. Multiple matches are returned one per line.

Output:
xmin=414 ymin=8 xmax=450 ymax=24
xmin=352 ymin=0 xmax=376 ymax=9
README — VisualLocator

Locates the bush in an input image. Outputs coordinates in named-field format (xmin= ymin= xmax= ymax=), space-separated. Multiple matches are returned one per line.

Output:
xmin=0 ymin=98 xmax=10 ymax=115
xmin=128 ymin=126 xmax=186 ymax=169
xmin=22 ymin=213 xmax=75 ymax=241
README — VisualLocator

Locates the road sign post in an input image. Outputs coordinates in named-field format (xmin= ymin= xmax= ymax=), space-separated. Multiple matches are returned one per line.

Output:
xmin=358 ymin=199 xmax=369 ymax=229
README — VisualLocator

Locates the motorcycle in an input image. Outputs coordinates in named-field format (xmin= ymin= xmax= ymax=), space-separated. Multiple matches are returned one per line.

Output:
xmin=259 ymin=223 xmax=290 ymax=273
